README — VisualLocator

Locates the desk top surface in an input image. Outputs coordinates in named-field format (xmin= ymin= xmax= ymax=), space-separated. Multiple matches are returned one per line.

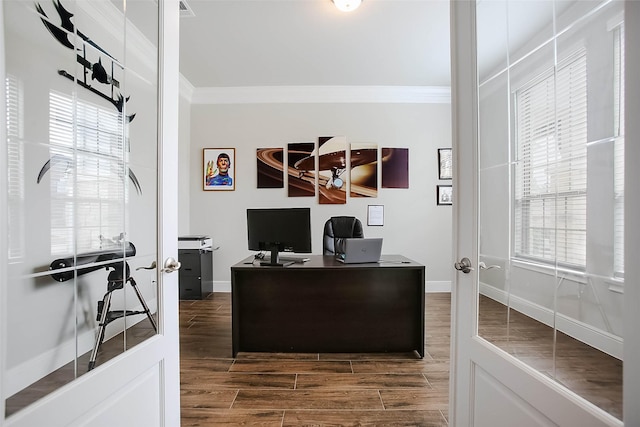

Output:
xmin=231 ymin=254 xmax=424 ymax=270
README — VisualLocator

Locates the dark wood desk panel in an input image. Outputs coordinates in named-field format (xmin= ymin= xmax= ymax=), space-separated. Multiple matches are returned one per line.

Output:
xmin=231 ymin=255 xmax=425 ymax=357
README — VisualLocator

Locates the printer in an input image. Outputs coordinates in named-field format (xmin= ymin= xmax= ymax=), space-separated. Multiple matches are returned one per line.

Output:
xmin=178 ymin=235 xmax=212 ymax=251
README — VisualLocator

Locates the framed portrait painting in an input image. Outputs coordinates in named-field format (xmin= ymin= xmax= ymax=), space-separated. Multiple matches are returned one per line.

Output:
xmin=203 ymin=148 xmax=235 ymax=191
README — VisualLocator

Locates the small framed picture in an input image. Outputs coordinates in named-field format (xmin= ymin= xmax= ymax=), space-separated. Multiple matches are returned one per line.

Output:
xmin=367 ymin=204 xmax=384 ymax=226
xmin=203 ymin=148 xmax=235 ymax=191
xmin=438 ymin=148 xmax=452 ymax=180
xmin=437 ymin=185 xmax=452 ymax=205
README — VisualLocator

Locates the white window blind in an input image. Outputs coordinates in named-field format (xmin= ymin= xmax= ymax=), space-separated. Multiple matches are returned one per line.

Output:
xmin=514 ymin=51 xmax=588 ymax=268
xmin=613 ymin=24 xmax=625 ymax=277
xmin=49 ymin=92 xmax=127 ymax=256
xmin=6 ymin=75 xmax=25 ymax=260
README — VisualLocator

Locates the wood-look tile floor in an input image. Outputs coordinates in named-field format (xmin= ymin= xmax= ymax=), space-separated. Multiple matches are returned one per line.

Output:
xmin=181 ymin=293 xmax=623 ymax=425
xmin=6 ymin=291 xmax=622 ymax=424
xmin=179 ymin=292 xmax=452 ymax=426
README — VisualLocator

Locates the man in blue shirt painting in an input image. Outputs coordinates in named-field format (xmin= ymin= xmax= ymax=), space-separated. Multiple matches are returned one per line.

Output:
xmin=206 ymin=152 xmax=233 ymax=186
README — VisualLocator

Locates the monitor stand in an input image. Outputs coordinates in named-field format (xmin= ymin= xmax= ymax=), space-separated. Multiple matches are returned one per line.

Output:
xmin=260 ymin=246 xmax=294 ymax=267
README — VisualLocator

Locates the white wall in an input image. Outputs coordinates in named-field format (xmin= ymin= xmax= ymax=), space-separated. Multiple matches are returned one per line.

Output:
xmin=184 ymin=100 xmax=453 ymax=290
xmin=178 ymin=80 xmax=192 ymax=237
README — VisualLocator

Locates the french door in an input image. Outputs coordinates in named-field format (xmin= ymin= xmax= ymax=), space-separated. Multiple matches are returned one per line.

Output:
xmin=1 ymin=1 xmax=180 ymax=425
xmin=450 ymin=0 xmax=638 ymax=425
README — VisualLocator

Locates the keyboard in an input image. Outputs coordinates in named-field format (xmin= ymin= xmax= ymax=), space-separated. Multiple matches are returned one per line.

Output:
xmin=266 ymin=255 xmax=310 ymax=263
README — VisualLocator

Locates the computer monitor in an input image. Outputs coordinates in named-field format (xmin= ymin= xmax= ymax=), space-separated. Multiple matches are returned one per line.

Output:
xmin=247 ymin=207 xmax=312 ymax=266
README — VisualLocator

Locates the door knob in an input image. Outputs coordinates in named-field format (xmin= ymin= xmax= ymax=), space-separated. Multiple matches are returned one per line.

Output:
xmin=162 ymin=257 xmax=181 ymax=273
xmin=454 ymin=257 xmax=474 ymax=274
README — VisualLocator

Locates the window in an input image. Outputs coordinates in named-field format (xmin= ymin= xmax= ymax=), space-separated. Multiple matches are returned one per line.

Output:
xmin=514 ymin=51 xmax=588 ymax=268
xmin=6 ymin=75 xmax=25 ymax=260
xmin=49 ymin=92 xmax=128 ymax=256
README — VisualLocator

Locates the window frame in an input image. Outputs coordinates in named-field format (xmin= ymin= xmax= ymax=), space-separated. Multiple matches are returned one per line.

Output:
xmin=512 ymin=50 xmax=588 ymax=271
xmin=48 ymin=91 xmax=129 ymax=257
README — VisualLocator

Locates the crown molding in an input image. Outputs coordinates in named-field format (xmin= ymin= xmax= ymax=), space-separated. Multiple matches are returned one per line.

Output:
xmin=190 ymin=85 xmax=451 ymax=104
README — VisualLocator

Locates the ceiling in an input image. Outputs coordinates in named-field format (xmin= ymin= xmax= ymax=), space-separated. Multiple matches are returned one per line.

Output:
xmin=177 ymin=0 xmax=451 ymax=89
xmin=120 ymin=0 xmax=573 ymax=91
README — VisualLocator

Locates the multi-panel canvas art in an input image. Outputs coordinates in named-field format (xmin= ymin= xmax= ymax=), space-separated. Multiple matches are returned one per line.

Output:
xmin=350 ymin=143 xmax=378 ymax=198
xmin=381 ymin=147 xmax=409 ymax=189
xmin=254 ymin=141 xmax=410 ymax=202
xmin=287 ymin=142 xmax=316 ymax=197
xmin=256 ymin=147 xmax=284 ymax=188
xmin=317 ymin=136 xmax=347 ymax=205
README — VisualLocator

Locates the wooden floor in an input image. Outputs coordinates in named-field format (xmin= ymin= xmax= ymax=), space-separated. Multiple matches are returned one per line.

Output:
xmin=6 ymin=291 xmax=622 ymax=423
xmin=180 ymin=292 xmax=452 ymax=426
xmin=181 ymin=293 xmax=623 ymax=426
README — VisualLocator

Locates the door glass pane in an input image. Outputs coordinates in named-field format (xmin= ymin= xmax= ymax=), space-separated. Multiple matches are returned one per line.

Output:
xmin=476 ymin=0 xmax=623 ymax=420
xmin=109 ymin=0 xmax=160 ymax=370
xmin=3 ymin=0 xmax=158 ymax=417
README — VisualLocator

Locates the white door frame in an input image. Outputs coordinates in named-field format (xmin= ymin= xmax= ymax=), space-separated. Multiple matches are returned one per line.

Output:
xmin=448 ymin=2 xmax=478 ymax=424
xmin=0 ymin=1 xmax=8 ymax=421
xmin=157 ymin=0 xmax=181 ymax=424
xmin=623 ymin=1 xmax=640 ymax=425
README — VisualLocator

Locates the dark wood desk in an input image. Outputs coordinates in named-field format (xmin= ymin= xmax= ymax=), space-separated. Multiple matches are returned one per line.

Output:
xmin=231 ymin=255 xmax=425 ymax=358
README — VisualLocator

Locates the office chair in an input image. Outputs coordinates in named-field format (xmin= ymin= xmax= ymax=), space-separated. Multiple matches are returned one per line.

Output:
xmin=323 ymin=216 xmax=364 ymax=255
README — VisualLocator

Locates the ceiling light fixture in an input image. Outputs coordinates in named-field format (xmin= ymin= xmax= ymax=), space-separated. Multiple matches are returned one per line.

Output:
xmin=332 ymin=0 xmax=362 ymax=12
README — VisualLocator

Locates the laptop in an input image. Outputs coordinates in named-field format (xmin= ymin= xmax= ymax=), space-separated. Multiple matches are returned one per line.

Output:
xmin=336 ymin=238 xmax=383 ymax=264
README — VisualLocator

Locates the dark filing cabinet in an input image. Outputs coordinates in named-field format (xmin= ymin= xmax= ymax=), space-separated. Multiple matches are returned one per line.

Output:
xmin=178 ymin=236 xmax=213 ymax=300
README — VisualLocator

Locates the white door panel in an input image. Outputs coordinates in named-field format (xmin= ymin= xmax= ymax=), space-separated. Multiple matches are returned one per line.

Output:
xmin=70 ymin=368 xmax=161 ymax=427
xmin=450 ymin=1 xmax=634 ymax=425
xmin=5 ymin=338 xmax=162 ymax=426
xmin=1 ymin=0 xmax=180 ymax=425
xmin=474 ymin=365 xmax=555 ymax=427
xmin=469 ymin=339 xmax=618 ymax=426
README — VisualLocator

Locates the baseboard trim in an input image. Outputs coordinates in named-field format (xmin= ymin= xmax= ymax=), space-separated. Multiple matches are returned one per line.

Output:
xmin=426 ymin=281 xmax=451 ymax=293
xmin=212 ymin=281 xmax=231 ymax=293
xmin=480 ymin=283 xmax=623 ymax=360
